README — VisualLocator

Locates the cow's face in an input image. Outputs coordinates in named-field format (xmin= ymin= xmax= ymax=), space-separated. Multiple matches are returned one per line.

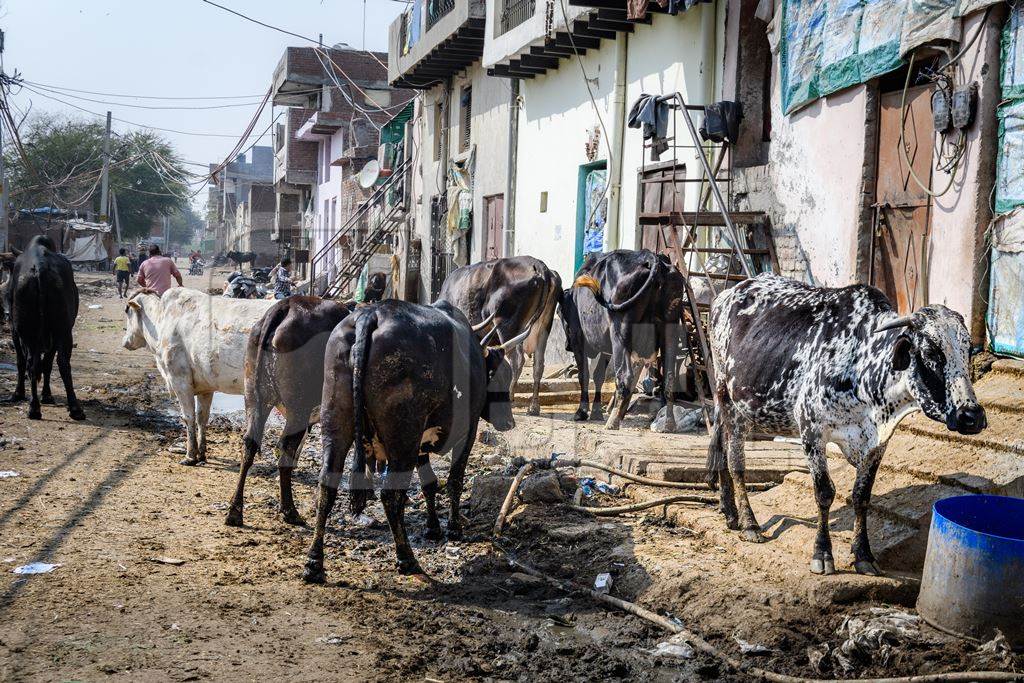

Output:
xmin=480 ymin=347 xmax=515 ymax=431
xmin=890 ymin=306 xmax=986 ymax=435
xmin=122 ymin=298 xmax=148 ymax=350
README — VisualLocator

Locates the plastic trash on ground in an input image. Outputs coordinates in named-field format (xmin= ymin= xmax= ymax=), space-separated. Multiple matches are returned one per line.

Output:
xmin=594 ymin=572 xmax=613 ymax=594
xmin=12 ymin=562 xmax=61 ymax=574
xmin=838 ymin=608 xmax=921 ymax=666
xmin=651 ymin=405 xmax=705 ymax=434
xmin=578 ymin=477 xmax=620 ymax=497
xmin=734 ymin=635 xmax=772 ymax=655
xmin=0 ymin=471 xmax=20 ymax=478
xmin=653 ymin=634 xmax=695 ymax=659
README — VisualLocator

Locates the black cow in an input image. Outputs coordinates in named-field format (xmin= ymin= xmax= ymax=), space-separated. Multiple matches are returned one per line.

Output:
xmin=438 ymin=256 xmax=562 ymax=416
xmin=559 ymin=284 xmax=611 ymax=421
xmin=572 ymin=249 xmax=687 ymax=431
xmin=302 ymin=299 xmax=521 ymax=583
xmin=363 ymin=271 xmax=388 ymax=303
xmin=227 ymin=250 xmax=258 ymax=269
xmin=7 ymin=235 xmax=85 ymax=421
xmin=707 ymin=274 xmax=986 ymax=575
xmin=226 ymin=295 xmax=354 ymax=528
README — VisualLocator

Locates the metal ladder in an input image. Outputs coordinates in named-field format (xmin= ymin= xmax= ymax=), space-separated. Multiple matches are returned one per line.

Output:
xmin=309 ymin=156 xmax=410 ymax=299
xmin=639 ymin=93 xmax=779 ymax=428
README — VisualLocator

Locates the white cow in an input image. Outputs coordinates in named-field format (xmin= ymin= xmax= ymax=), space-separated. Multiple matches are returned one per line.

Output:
xmin=122 ymin=287 xmax=273 ymax=465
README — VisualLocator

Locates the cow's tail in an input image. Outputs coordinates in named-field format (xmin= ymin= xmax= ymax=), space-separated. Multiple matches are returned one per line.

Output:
xmin=251 ymin=302 xmax=290 ymax=407
xmin=349 ymin=307 xmax=378 ymax=515
xmin=705 ymin=408 xmax=725 ymax=491
xmin=572 ymin=251 xmax=659 ymax=312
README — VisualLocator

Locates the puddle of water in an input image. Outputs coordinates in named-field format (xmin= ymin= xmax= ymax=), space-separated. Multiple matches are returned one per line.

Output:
xmin=210 ymin=393 xmax=245 ymax=415
xmin=0 ymin=362 xmax=16 ymax=373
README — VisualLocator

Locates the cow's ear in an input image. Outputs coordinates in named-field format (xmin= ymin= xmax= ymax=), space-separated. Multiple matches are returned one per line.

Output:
xmin=892 ymin=334 xmax=913 ymax=371
xmin=127 ymin=300 xmax=141 ymax=312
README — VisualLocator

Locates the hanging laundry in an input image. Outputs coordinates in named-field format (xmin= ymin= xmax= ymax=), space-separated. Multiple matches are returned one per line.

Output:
xmin=628 ymin=93 xmax=669 ymax=161
xmin=627 ymin=0 xmax=710 ymax=22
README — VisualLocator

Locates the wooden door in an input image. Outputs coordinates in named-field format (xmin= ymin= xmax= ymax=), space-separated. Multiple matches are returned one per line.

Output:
xmin=637 ymin=161 xmax=686 ymax=257
xmin=484 ymin=194 xmax=504 ymax=260
xmin=872 ymin=84 xmax=934 ymax=314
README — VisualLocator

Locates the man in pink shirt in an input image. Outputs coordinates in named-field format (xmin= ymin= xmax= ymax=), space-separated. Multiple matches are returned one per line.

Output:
xmin=137 ymin=245 xmax=183 ymax=295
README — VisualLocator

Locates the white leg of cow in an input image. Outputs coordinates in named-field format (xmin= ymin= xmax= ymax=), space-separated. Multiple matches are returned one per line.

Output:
xmin=171 ymin=381 xmax=201 ymax=466
xmin=195 ymin=392 xmax=213 ymax=463
xmin=508 ymin=345 xmax=526 ymax=406
xmin=804 ymin=441 xmax=836 ymax=575
xmin=850 ymin=448 xmax=884 ymax=575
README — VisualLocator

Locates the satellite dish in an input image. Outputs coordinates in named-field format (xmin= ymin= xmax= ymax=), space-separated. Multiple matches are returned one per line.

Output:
xmin=357 ymin=160 xmax=381 ymax=189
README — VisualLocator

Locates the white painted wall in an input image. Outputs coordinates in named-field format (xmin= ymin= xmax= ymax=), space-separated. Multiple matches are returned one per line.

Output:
xmin=513 ymin=8 xmax=718 ymax=282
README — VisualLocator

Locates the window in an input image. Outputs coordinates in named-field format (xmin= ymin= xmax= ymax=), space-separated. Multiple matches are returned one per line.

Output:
xmin=460 ymin=86 xmax=472 ymax=152
xmin=499 ymin=0 xmax=535 ymax=35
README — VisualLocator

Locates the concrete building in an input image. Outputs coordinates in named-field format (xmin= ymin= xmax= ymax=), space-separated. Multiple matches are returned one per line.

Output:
xmin=389 ymin=0 xmax=512 ymax=301
xmin=205 ymin=147 xmax=274 ymax=262
xmin=270 ymin=45 xmax=413 ymax=282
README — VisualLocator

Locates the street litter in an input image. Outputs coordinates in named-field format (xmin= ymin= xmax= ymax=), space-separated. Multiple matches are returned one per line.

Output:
xmin=652 ymin=634 xmax=695 ymax=659
xmin=351 ymin=513 xmax=376 ymax=528
xmin=594 ymin=572 xmax=613 ymax=594
xmin=734 ymin=635 xmax=772 ymax=655
xmin=315 ymin=634 xmax=349 ymax=644
xmin=87 ymin=304 xmax=102 ymax=310
xmin=837 ymin=608 xmax=921 ymax=665
xmin=0 ymin=471 xmax=20 ymax=478
xmin=13 ymin=562 xmax=61 ymax=574
xmin=149 ymin=557 xmax=186 ymax=566
xmin=578 ymin=477 xmax=619 ymax=497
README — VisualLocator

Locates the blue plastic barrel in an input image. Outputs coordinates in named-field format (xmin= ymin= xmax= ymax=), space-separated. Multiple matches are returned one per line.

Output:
xmin=917 ymin=495 xmax=1024 ymax=647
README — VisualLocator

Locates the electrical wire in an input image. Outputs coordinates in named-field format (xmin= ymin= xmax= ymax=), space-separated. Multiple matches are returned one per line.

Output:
xmin=20 ymin=80 xmax=289 ymax=101
xmin=22 ymin=82 xmax=267 ymax=111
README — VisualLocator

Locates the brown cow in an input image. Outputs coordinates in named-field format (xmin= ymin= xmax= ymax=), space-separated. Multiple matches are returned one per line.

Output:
xmin=225 ymin=295 xmax=353 ymax=527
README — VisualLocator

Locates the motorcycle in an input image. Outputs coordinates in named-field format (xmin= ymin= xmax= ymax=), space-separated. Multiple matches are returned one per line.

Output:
xmin=222 ymin=271 xmax=267 ymax=299
xmin=251 ymin=266 xmax=272 ymax=284
xmin=189 ymin=259 xmax=205 ymax=276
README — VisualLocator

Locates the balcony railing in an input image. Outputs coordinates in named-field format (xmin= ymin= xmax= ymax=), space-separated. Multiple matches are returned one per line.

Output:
xmin=426 ymin=0 xmax=456 ymax=31
xmin=499 ymin=0 xmax=535 ymax=34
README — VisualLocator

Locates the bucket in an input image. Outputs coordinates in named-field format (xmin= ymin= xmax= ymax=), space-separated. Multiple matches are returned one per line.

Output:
xmin=917 ymin=495 xmax=1024 ymax=647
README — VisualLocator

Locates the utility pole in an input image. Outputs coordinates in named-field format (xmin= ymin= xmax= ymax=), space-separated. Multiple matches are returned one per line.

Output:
xmin=0 ymin=29 xmax=8 ymax=252
xmin=98 ymin=111 xmax=112 ymax=224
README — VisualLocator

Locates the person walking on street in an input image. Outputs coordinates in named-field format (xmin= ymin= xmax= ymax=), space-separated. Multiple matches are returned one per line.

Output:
xmin=137 ymin=244 xmax=183 ymax=296
xmin=269 ymin=256 xmax=294 ymax=300
xmin=113 ymin=248 xmax=132 ymax=299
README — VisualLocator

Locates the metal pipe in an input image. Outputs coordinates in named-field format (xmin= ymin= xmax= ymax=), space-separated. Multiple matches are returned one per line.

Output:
xmin=605 ymin=31 xmax=628 ymax=252
xmin=502 ymin=79 xmax=520 ymax=258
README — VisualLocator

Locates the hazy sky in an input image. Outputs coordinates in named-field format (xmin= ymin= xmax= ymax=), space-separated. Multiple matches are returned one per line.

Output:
xmin=1 ymin=0 xmax=406 ymax=206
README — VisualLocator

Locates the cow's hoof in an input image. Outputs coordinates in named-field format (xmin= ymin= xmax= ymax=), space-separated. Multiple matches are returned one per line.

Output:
xmin=724 ymin=516 xmax=741 ymax=531
xmin=40 ymin=395 xmax=55 ymax=405
xmin=280 ymin=508 xmax=306 ymax=526
xmin=854 ymin=560 xmax=881 ymax=576
xmin=446 ymin=526 xmax=463 ymax=542
xmin=423 ymin=526 xmax=443 ymax=542
xmin=68 ymin=407 xmax=86 ymax=421
xmin=604 ymin=419 xmax=621 ymax=431
xmin=810 ymin=557 xmax=836 ymax=575
xmin=27 ymin=408 xmax=42 ymax=420
xmin=7 ymin=393 xmax=26 ymax=403
xmin=224 ymin=510 xmax=244 ymax=527
xmin=740 ymin=528 xmax=766 ymax=543
xmin=573 ymin=407 xmax=589 ymax=421
xmin=179 ymin=457 xmax=203 ymax=467
xmin=527 ymin=404 xmax=541 ymax=417
xmin=302 ymin=563 xmax=325 ymax=585
xmin=589 ymin=409 xmax=604 ymax=422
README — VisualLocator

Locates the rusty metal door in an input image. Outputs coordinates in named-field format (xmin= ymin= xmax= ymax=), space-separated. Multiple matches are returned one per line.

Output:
xmin=484 ymin=194 xmax=504 ymax=260
xmin=872 ymin=84 xmax=934 ymax=314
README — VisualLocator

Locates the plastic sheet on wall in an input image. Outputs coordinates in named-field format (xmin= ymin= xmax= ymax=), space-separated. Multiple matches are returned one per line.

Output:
xmin=995 ymin=99 xmax=1024 ymax=214
xmin=901 ymin=0 xmax=960 ymax=57
xmin=988 ymin=208 xmax=1024 ymax=357
xmin=780 ymin=0 xmax=903 ymax=113
xmin=1003 ymin=3 xmax=1024 ymax=100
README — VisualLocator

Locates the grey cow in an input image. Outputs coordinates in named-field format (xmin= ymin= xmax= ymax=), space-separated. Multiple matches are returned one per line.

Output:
xmin=706 ymin=274 xmax=986 ymax=576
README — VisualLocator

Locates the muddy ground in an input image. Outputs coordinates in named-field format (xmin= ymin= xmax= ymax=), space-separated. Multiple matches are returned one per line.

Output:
xmin=0 ymin=270 xmax=1018 ymax=682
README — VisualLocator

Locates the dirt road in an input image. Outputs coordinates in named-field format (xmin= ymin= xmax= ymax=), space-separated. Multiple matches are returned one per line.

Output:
xmin=0 ymin=270 xmax=1016 ymax=681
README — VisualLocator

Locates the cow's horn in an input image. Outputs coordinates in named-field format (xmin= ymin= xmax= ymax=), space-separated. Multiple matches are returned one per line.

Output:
xmin=875 ymin=316 xmax=914 ymax=333
xmin=496 ymin=327 xmax=531 ymax=351
xmin=479 ymin=324 xmax=499 ymax=347
xmin=471 ymin=311 xmax=496 ymax=332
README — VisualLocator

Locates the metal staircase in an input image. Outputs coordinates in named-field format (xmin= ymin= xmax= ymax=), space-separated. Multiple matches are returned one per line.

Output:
xmin=308 ymin=157 xmax=410 ymax=299
xmin=636 ymin=93 xmax=779 ymax=428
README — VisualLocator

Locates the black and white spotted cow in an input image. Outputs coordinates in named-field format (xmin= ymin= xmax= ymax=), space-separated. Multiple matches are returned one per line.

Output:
xmin=706 ymin=274 xmax=987 ymax=576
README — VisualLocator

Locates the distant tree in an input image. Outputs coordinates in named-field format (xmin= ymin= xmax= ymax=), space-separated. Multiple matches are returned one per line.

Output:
xmin=5 ymin=113 xmax=194 ymax=239
xmin=165 ymin=204 xmax=204 ymax=248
